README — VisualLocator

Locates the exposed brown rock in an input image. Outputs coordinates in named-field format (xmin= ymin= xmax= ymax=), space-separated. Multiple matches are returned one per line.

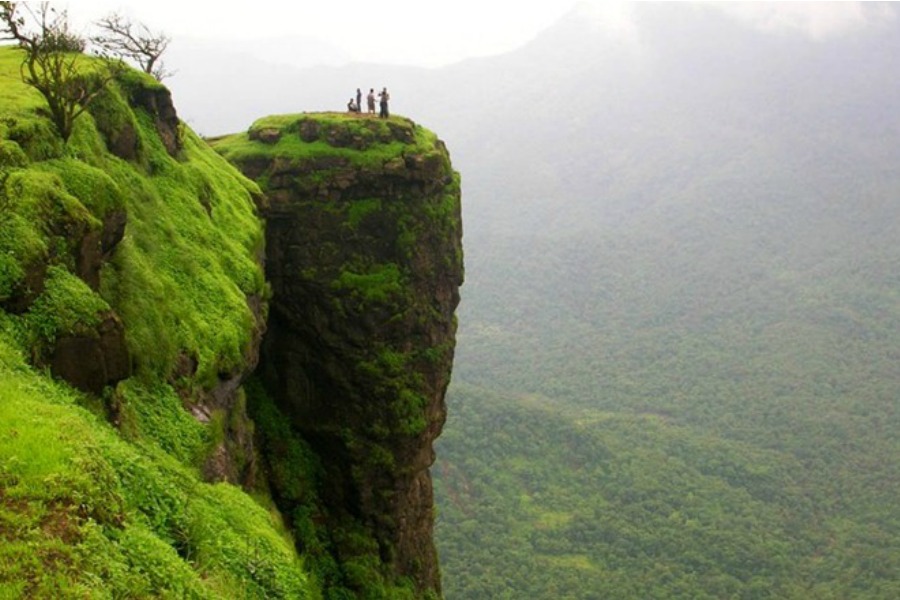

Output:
xmin=193 ymin=292 xmax=267 ymax=488
xmin=49 ymin=311 xmax=130 ymax=395
xmin=249 ymin=127 xmax=282 ymax=144
xmin=76 ymin=208 xmax=127 ymax=291
xmin=104 ymin=119 xmax=138 ymax=161
xmin=130 ymin=85 xmax=181 ymax=157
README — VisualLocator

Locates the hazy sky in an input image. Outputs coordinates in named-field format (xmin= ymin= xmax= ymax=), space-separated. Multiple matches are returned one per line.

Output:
xmin=70 ymin=0 xmax=578 ymax=67
xmin=67 ymin=1 xmax=894 ymax=68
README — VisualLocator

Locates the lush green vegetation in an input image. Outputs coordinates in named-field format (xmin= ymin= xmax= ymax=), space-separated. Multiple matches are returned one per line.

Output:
xmin=436 ymin=216 xmax=900 ymax=598
xmin=1 ymin=46 xmax=266 ymax=386
xmin=212 ymin=112 xmax=446 ymax=174
xmin=0 ymin=46 xmax=313 ymax=597
xmin=0 ymin=335 xmax=311 ymax=599
xmin=437 ymin=382 xmax=900 ymax=599
xmin=1 ymin=42 xmax=456 ymax=598
xmin=249 ymin=380 xmax=429 ymax=600
xmin=429 ymin=8 xmax=900 ymax=597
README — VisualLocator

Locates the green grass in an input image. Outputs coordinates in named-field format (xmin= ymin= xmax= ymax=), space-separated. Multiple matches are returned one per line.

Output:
xmin=0 ymin=341 xmax=312 ymax=598
xmin=21 ymin=265 xmax=110 ymax=359
xmin=97 ymin=122 xmax=266 ymax=385
xmin=211 ymin=112 xmax=444 ymax=174
xmin=1 ymin=45 xmax=266 ymax=385
xmin=0 ymin=46 xmax=314 ymax=598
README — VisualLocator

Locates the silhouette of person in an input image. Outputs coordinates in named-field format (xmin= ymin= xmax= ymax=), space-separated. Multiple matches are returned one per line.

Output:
xmin=367 ymin=88 xmax=376 ymax=114
xmin=356 ymin=88 xmax=362 ymax=112
xmin=378 ymin=87 xmax=390 ymax=118
xmin=347 ymin=98 xmax=359 ymax=113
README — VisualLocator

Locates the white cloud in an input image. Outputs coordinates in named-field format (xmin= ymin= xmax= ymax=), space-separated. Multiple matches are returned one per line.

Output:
xmin=708 ymin=1 xmax=896 ymax=40
xmin=59 ymin=0 xmax=900 ymax=69
xmin=576 ymin=0 xmax=641 ymax=43
xmin=68 ymin=0 xmax=580 ymax=67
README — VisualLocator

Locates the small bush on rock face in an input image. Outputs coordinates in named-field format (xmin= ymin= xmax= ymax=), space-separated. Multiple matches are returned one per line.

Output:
xmin=0 ymin=139 xmax=28 ymax=168
xmin=23 ymin=265 xmax=108 ymax=349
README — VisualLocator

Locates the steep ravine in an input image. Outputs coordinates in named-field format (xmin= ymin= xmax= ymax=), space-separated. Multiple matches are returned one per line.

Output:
xmin=215 ymin=114 xmax=464 ymax=597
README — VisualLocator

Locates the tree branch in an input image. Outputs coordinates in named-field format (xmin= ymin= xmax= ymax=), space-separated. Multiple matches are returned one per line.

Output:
xmin=92 ymin=12 xmax=171 ymax=80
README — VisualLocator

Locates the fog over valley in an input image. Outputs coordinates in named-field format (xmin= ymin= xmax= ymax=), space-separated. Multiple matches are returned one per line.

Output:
xmin=166 ymin=3 xmax=900 ymax=596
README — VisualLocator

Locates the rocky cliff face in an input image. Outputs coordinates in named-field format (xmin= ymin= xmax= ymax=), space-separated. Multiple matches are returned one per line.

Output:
xmin=216 ymin=114 xmax=463 ymax=596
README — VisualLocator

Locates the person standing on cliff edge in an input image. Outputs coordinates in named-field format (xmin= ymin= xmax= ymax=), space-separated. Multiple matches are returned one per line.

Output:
xmin=356 ymin=88 xmax=362 ymax=113
xmin=367 ymin=88 xmax=376 ymax=115
xmin=378 ymin=87 xmax=390 ymax=118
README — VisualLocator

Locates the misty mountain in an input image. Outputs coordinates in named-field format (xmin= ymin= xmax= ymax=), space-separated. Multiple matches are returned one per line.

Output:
xmin=447 ymin=1 xmax=900 ymax=397
xmin=172 ymin=3 xmax=900 ymax=237
xmin=433 ymin=4 xmax=900 ymax=598
xmin=442 ymin=2 xmax=900 ymax=235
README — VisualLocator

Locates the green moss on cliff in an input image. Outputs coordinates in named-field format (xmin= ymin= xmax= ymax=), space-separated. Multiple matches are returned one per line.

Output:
xmin=0 ymin=46 xmax=313 ymax=597
xmin=213 ymin=112 xmax=447 ymax=175
xmin=334 ymin=263 xmax=405 ymax=305
xmin=21 ymin=265 xmax=109 ymax=357
xmin=218 ymin=112 xmax=463 ymax=598
xmin=99 ymin=126 xmax=266 ymax=384
xmin=249 ymin=379 xmax=426 ymax=600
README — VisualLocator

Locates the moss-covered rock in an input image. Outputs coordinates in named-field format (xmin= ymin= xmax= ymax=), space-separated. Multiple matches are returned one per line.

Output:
xmin=216 ymin=113 xmax=463 ymax=597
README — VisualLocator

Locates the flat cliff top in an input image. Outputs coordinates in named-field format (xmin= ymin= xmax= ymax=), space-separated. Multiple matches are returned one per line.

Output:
xmin=211 ymin=112 xmax=450 ymax=177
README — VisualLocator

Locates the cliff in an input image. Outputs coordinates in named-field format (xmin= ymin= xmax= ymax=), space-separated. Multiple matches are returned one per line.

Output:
xmin=214 ymin=114 xmax=463 ymax=597
xmin=0 ymin=44 xmax=462 ymax=600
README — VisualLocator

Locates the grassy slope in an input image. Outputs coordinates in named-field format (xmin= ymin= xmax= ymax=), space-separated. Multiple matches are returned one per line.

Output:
xmin=0 ymin=47 xmax=314 ymax=598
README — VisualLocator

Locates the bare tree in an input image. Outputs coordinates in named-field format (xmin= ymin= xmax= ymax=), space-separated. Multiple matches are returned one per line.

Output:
xmin=0 ymin=2 xmax=123 ymax=142
xmin=92 ymin=12 xmax=172 ymax=81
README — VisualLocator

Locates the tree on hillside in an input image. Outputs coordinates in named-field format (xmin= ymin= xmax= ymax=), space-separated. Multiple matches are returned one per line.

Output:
xmin=0 ymin=2 xmax=124 ymax=142
xmin=92 ymin=13 xmax=172 ymax=81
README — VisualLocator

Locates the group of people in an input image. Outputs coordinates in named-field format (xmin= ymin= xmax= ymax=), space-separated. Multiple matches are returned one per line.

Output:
xmin=347 ymin=87 xmax=390 ymax=118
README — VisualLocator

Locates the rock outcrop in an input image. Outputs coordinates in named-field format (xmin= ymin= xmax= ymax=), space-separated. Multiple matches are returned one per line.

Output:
xmin=217 ymin=114 xmax=463 ymax=596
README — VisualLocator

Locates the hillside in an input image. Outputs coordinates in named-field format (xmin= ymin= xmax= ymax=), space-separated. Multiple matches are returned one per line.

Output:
xmin=0 ymin=45 xmax=308 ymax=598
xmin=0 ymin=43 xmax=461 ymax=600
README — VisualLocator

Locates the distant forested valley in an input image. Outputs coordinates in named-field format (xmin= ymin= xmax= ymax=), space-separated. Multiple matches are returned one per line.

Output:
xmin=427 ymin=4 xmax=900 ymax=599
xmin=435 ymin=226 xmax=900 ymax=597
